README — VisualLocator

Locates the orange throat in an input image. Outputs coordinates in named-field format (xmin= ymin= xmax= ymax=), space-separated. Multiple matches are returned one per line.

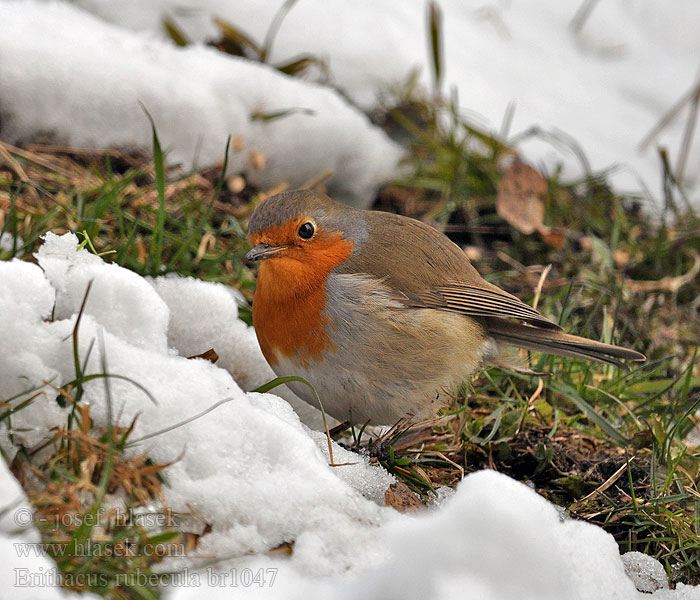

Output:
xmin=251 ymin=233 xmax=353 ymax=368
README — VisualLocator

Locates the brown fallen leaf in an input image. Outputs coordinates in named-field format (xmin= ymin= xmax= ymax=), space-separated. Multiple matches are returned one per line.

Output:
xmin=195 ymin=232 xmax=217 ymax=263
xmin=385 ymin=482 xmax=423 ymax=512
xmin=266 ymin=541 xmax=294 ymax=556
xmin=185 ymin=523 xmax=213 ymax=554
xmin=136 ymin=236 xmax=147 ymax=265
xmin=539 ymin=228 xmax=566 ymax=249
xmin=497 ymin=160 xmax=548 ymax=235
xmin=187 ymin=348 xmax=219 ymax=364
xmin=497 ymin=159 xmax=567 ymax=248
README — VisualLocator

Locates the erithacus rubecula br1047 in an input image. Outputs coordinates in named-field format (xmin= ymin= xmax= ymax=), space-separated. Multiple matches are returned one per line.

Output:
xmin=246 ymin=190 xmax=645 ymax=425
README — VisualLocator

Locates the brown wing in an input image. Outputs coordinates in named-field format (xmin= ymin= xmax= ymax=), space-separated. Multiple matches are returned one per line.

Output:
xmin=406 ymin=283 xmax=561 ymax=330
xmin=338 ymin=209 xmax=645 ymax=365
xmin=339 ymin=209 xmax=560 ymax=329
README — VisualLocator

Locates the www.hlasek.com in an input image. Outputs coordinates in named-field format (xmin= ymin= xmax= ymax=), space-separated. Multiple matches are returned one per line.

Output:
xmin=14 ymin=539 xmax=185 ymax=559
xmin=14 ymin=567 xmax=279 ymax=588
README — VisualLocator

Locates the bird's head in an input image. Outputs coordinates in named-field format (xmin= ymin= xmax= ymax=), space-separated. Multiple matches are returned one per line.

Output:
xmin=246 ymin=190 xmax=367 ymax=285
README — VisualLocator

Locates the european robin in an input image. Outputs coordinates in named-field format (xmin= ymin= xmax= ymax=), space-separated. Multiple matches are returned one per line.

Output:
xmin=246 ymin=190 xmax=645 ymax=425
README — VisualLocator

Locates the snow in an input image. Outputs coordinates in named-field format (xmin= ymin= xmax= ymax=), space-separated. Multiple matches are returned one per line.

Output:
xmin=0 ymin=232 xmax=23 ymax=255
xmin=0 ymin=259 xmax=67 ymax=450
xmin=149 ymin=274 xmax=325 ymax=428
xmin=38 ymin=233 xmax=170 ymax=352
xmin=308 ymin=430 xmax=394 ymax=506
xmin=63 ymin=0 xmax=700 ymax=203
xmin=0 ymin=449 xmax=38 ymax=542
xmin=169 ymin=471 xmax=700 ymax=600
xmin=622 ymin=552 xmax=670 ymax=593
xmin=0 ymin=1 xmax=403 ymax=208
xmin=2 ymin=234 xmax=699 ymax=598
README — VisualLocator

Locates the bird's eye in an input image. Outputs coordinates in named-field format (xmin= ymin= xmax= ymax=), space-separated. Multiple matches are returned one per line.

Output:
xmin=298 ymin=222 xmax=315 ymax=239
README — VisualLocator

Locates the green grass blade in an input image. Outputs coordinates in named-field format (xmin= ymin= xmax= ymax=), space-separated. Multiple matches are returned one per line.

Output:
xmin=427 ymin=1 xmax=443 ymax=95
xmin=140 ymin=103 xmax=167 ymax=275
xmin=552 ymin=381 xmax=629 ymax=445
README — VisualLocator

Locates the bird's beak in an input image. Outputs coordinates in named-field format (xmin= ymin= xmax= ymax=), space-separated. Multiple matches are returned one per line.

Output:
xmin=245 ymin=244 xmax=287 ymax=262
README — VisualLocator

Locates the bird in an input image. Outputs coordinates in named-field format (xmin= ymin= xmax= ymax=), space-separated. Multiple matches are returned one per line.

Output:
xmin=246 ymin=190 xmax=645 ymax=425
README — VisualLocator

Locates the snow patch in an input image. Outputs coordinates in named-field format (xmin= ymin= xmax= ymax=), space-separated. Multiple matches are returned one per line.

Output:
xmin=622 ymin=551 xmax=670 ymax=593
xmin=0 ymin=1 xmax=403 ymax=208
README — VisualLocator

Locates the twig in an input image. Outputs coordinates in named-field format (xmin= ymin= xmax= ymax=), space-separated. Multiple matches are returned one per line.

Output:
xmin=300 ymin=169 xmax=334 ymax=191
xmin=0 ymin=140 xmax=75 ymax=177
xmin=569 ymin=0 xmax=601 ymax=34
xmin=627 ymin=249 xmax=700 ymax=293
xmin=676 ymin=83 xmax=700 ymax=181
xmin=571 ymin=456 xmax=637 ymax=508
xmin=638 ymin=72 xmax=700 ymax=152
xmin=532 ymin=264 xmax=552 ymax=311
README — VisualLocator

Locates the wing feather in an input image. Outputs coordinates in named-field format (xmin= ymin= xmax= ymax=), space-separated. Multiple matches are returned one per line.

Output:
xmin=397 ymin=283 xmax=562 ymax=330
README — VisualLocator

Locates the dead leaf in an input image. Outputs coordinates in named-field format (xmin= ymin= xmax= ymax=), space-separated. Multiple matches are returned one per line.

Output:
xmin=184 ymin=523 xmax=213 ymax=553
xmin=195 ymin=232 xmax=216 ymax=263
xmin=187 ymin=348 xmax=219 ymax=364
xmin=266 ymin=541 xmax=294 ymax=556
xmin=539 ymin=228 xmax=566 ymax=249
xmin=497 ymin=160 xmax=548 ymax=235
xmin=385 ymin=482 xmax=423 ymax=512
xmin=77 ymin=403 xmax=92 ymax=434
xmin=136 ymin=237 xmax=147 ymax=265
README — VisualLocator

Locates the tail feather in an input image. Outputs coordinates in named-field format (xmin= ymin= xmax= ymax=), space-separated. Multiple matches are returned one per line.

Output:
xmin=484 ymin=319 xmax=646 ymax=368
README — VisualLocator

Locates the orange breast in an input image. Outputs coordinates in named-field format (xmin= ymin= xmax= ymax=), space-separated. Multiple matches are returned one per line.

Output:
xmin=252 ymin=232 xmax=353 ymax=368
